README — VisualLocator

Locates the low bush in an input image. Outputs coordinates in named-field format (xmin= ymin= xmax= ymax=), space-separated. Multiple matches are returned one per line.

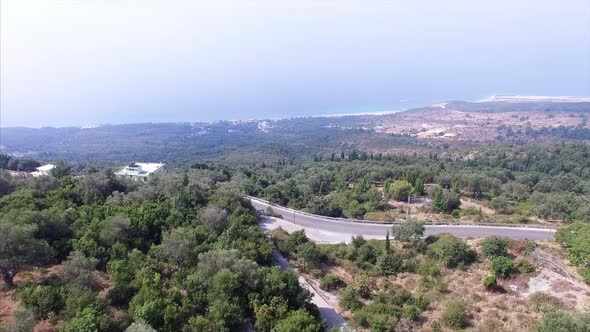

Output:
xmin=389 ymin=289 xmax=414 ymax=307
xmin=461 ymin=207 xmax=483 ymax=217
xmin=376 ymin=253 xmax=403 ymax=276
xmin=482 ymin=237 xmax=509 ymax=258
xmin=483 ymin=275 xmax=497 ymax=288
xmin=442 ymin=300 xmax=467 ymax=329
xmin=417 ymin=259 xmax=441 ymax=278
xmin=535 ymin=311 xmax=590 ymax=332
xmin=320 ymin=274 xmax=345 ymax=291
xmin=413 ymin=295 xmax=430 ymax=311
xmin=340 ymin=286 xmax=362 ymax=311
xmin=491 ymin=256 xmax=514 ymax=277
xmin=351 ymin=309 xmax=369 ymax=327
xmin=349 ymin=275 xmax=373 ymax=299
xmin=263 ymin=206 xmax=282 ymax=218
xmin=530 ymin=293 xmax=562 ymax=313
xmin=352 ymin=303 xmax=402 ymax=330
xmin=19 ymin=283 xmax=66 ymax=320
xmin=402 ymin=305 xmax=421 ymax=321
xmin=432 ymin=321 xmax=442 ymax=332
xmin=555 ymin=223 xmax=590 ymax=283
xmin=515 ymin=259 xmax=536 ymax=274
xmin=522 ymin=240 xmax=537 ymax=255
xmin=427 ymin=234 xmax=477 ymax=268
xmin=369 ymin=314 xmax=391 ymax=332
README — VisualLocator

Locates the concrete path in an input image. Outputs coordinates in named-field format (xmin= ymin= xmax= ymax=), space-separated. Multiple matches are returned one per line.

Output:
xmin=273 ymin=253 xmax=347 ymax=330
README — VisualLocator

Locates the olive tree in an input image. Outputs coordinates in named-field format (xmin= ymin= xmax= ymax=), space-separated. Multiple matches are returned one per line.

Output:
xmin=200 ymin=205 xmax=229 ymax=234
xmin=0 ymin=222 xmax=51 ymax=288
xmin=386 ymin=180 xmax=413 ymax=201
xmin=61 ymin=251 xmax=99 ymax=289
xmin=392 ymin=221 xmax=425 ymax=243
xmin=160 ymin=227 xmax=197 ymax=268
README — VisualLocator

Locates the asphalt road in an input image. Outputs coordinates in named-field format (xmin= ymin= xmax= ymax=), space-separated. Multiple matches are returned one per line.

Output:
xmin=250 ymin=197 xmax=556 ymax=242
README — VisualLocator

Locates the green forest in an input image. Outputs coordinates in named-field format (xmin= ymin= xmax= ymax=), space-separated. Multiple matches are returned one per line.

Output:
xmin=0 ymin=169 xmax=326 ymax=331
xmin=242 ymin=143 xmax=590 ymax=223
xmin=1 ymin=142 xmax=590 ymax=331
xmin=269 ymin=222 xmax=590 ymax=331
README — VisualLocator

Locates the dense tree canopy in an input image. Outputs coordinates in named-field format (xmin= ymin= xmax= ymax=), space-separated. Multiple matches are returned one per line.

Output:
xmin=240 ymin=143 xmax=590 ymax=223
xmin=0 ymin=169 xmax=321 ymax=331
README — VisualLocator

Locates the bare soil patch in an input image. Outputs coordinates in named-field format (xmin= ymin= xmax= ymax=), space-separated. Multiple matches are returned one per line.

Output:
xmin=523 ymin=269 xmax=590 ymax=312
xmin=0 ymin=288 xmax=17 ymax=324
xmin=375 ymin=108 xmax=588 ymax=143
xmin=460 ymin=197 xmax=495 ymax=215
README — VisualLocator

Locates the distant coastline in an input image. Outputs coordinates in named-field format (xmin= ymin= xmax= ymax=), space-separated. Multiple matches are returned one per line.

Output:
xmin=2 ymin=95 xmax=589 ymax=129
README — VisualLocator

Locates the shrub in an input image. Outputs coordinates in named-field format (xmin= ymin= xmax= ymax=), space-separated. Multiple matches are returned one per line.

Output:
xmin=355 ymin=303 xmax=401 ymax=331
xmin=264 ymin=206 xmax=281 ymax=218
xmin=368 ymin=314 xmax=391 ymax=332
xmin=427 ymin=234 xmax=477 ymax=268
xmin=386 ymin=180 xmax=413 ymax=201
xmin=522 ymin=240 xmax=537 ymax=255
xmin=12 ymin=306 xmax=35 ymax=332
xmin=350 ymin=275 xmax=373 ymax=299
xmin=515 ymin=259 xmax=536 ymax=274
xmin=392 ymin=221 xmax=425 ymax=243
xmin=390 ymin=289 xmax=414 ymax=307
xmin=268 ymin=227 xmax=289 ymax=243
xmin=417 ymin=259 xmax=441 ymax=278
xmin=376 ymin=253 xmax=403 ymax=276
xmin=61 ymin=251 xmax=99 ymax=289
xmin=442 ymin=300 xmax=467 ymax=329
xmin=432 ymin=321 xmax=442 ymax=332
xmin=402 ymin=305 xmax=421 ymax=321
xmin=19 ymin=283 xmax=66 ymax=320
xmin=273 ymin=309 xmax=323 ymax=332
xmin=340 ymin=286 xmax=362 ymax=311
xmin=284 ymin=230 xmax=309 ymax=254
xmin=352 ymin=244 xmax=377 ymax=267
xmin=125 ymin=321 xmax=158 ymax=332
xmin=61 ymin=307 xmax=99 ymax=332
xmin=413 ymin=295 xmax=430 ymax=311
xmin=535 ymin=311 xmax=590 ymax=332
xmin=320 ymin=274 xmax=345 ymax=291
xmin=351 ymin=309 xmax=369 ymax=327
xmin=555 ymin=223 xmax=590 ymax=284
xmin=530 ymin=293 xmax=562 ymax=313
xmin=63 ymin=286 xmax=98 ymax=320
xmin=483 ymin=275 xmax=497 ymax=288
xmin=491 ymin=256 xmax=514 ymax=277
xmin=461 ymin=207 xmax=482 ymax=217
xmin=402 ymin=258 xmax=418 ymax=273
xmin=296 ymin=242 xmax=323 ymax=269
xmin=481 ymin=237 xmax=509 ymax=258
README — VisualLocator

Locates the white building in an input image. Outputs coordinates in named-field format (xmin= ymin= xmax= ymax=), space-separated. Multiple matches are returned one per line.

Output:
xmin=30 ymin=164 xmax=56 ymax=177
xmin=115 ymin=162 xmax=166 ymax=182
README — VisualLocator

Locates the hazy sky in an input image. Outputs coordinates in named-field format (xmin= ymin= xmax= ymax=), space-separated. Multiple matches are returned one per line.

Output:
xmin=1 ymin=0 xmax=590 ymax=127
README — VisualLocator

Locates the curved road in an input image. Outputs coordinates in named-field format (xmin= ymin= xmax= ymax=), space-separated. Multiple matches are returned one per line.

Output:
xmin=250 ymin=197 xmax=556 ymax=242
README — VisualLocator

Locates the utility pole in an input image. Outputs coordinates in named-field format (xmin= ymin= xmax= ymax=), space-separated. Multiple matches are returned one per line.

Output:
xmin=406 ymin=194 xmax=411 ymax=221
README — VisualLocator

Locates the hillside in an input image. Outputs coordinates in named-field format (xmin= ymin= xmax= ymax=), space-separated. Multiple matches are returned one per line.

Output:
xmin=372 ymin=100 xmax=589 ymax=144
xmin=1 ymin=99 xmax=588 ymax=165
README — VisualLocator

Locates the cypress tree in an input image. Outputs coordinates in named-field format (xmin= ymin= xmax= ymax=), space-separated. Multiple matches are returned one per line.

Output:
xmin=433 ymin=186 xmax=447 ymax=213
xmin=414 ymin=178 xmax=425 ymax=196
